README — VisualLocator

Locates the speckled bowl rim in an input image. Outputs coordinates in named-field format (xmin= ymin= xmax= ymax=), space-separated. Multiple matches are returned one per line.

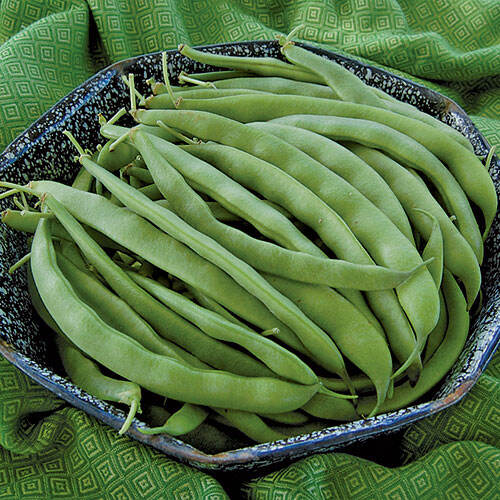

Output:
xmin=0 ymin=40 xmax=498 ymax=472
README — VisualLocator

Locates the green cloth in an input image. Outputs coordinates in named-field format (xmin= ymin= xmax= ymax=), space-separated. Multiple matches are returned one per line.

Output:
xmin=0 ymin=1 xmax=498 ymax=497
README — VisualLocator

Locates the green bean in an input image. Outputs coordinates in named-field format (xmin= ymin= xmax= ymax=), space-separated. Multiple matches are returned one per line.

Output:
xmin=146 ymin=87 xmax=265 ymax=108
xmin=139 ymin=403 xmax=208 ymax=436
xmin=77 ymin=153 xmax=352 ymax=380
xmin=1 ymin=209 xmax=126 ymax=253
xmin=100 ymin=122 xmax=177 ymax=144
xmin=142 ymin=404 xmax=243 ymax=453
xmin=57 ymin=334 xmax=142 ymax=434
xmin=107 ymin=131 xmax=324 ymax=259
xmin=97 ymin=139 xmax=138 ymax=172
xmin=198 ymin=93 xmax=488 ymax=247
xmin=185 ymin=285 xmax=248 ymax=329
xmin=212 ymin=408 xmax=287 ymax=443
xmin=126 ymin=126 xmax=376 ymax=331
xmin=268 ymin=112 xmax=483 ymax=263
xmin=31 ymin=213 xmax=319 ymax=413
xmin=178 ymin=44 xmax=324 ymax=83
xmin=151 ymin=93 xmax=487 ymax=252
xmin=138 ymin=183 xmax=162 ymax=200
xmin=424 ymin=290 xmax=448 ymax=363
xmin=279 ymin=40 xmax=473 ymax=150
xmin=252 ymin=122 xmax=414 ymax=243
xmin=122 ymin=165 xmax=151 ymax=183
xmin=259 ymin=411 xmax=309 ymax=425
xmin=348 ymin=145 xmax=481 ymax=307
xmin=40 ymin=192 xmax=274 ymax=378
xmin=28 ymin=182 xmax=295 ymax=344
xmin=160 ymin=199 xmax=243 ymax=223
xmin=58 ymin=240 xmax=89 ymax=271
xmin=27 ymin=262 xmax=141 ymax=435
xmin=394 ymin=222 xmax=439 ymax=384
xmin=416 ymin=209 xmax=444 ymax=289
xmin=179 ymin=41 xmax=471 ymax=150
xmin=128 ymin=174 xmax=142 ymax=189
xmin=124 ymin=161 xmax=294 ymax=221
xmin=123 ymin=165 xmax=242 ymax=222
xmin=58 ymin=335 xmax=142 ymax=434
xmin=264 ymin=275 xmax=392 ymax=416
xmin=72 ymin=167 xmax=94 ymax=192
xmin=374 ymin=93 xmax=474 ymax=151
xmin=280 ymin=38 xmax=382 ymax=107
xmin=180 ymin=69 xmax=251 ymax=81
xmin=55 ymin=250 xmax=206 ymax=365
xmin=302 ymin=391 xmax=358 ymax=421
xmin=2 ymin=209 xmax=53 ymax=233
xmin=320 ymin=373 xmax=404 ymax=395
xmin=356 ymin=269 xmax=469 ymax=416
xmin=131 ymin=130 xmax=419 ymax=291
xmin=213 ymin=76 xmax=338 ymax=98
xmin=138 ymin=111 xmax=433 ymax=377
xmin=182 ymin=141 xmax=418 ymax=376
xmin=153 ymin=71 xmax=252 ymax=95
xmin=127 ymin=271 xmax=318 ymax=385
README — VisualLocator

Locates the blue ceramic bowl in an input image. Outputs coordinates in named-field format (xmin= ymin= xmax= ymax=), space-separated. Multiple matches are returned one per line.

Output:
xmin=0 ymin=40 xmax=498 ymax=472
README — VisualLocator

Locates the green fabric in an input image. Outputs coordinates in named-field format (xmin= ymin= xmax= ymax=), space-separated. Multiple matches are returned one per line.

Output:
xmin=0 ymin=0 xmax=498 ymax=497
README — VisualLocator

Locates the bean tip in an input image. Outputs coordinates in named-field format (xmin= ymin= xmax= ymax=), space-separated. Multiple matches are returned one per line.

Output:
xmin=178 ymin=43 xmax=186 ymax=52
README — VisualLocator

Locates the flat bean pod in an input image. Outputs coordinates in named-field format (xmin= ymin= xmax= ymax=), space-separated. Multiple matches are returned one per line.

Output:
xmin=139 ymin=403 xmax=208 ymax=436
xmin=41 ymin=193 xmax=274 ymax=378
xmin=133 ymin=113 xmax=388 ymax=335
xmin=252 ymin=122 xmax=414 ymax=243
xmin=27 ymin=268 xmax=141 ymax=434
xmin=31 ymin=214 xmax=318 ymax=413
xmin=123 ymin=164 xmax=293 ymax=221
xmin=129 ymin=131 xmax=323 ymax=257
xmin=1 ymin=209 xmax=126 ymax=252
xmin=210 ymin=93 xmax=487 ymax=247
xmin=128 ymin=271 xmax=318 ymax=385
xmin=417 ymin=209 xmax=444 ymax=289
xmin=212 ymin=408 xmax=287 ymax=443
xmin=424 ymin=291 xmax=448 ymax=363
xmin=56 ymin=251 xmax=203 ymax=365
xmin=152 ymin=70 xmax=251 ymax=94
xmin=178 ymin=44 xmax=324 ymax=84
xmin=131 ymin=131 xmax=418 ymax=291
xmin=265 ymin=274 xmax=392 ymax=415
xmin=99 ymin=122 xmax=177 ymax=144
xmin=185 ymin=285 xmax=248 ymax=329
xmin=136 ymin=111 xmax=433 ymax=375
xmin=348 ymin=145 xmax=481 ymax=307
xmin=149 ymin=94 xmax=486 ymax=256
xmin=269 ymin=113 xmax=483 ymax=264
xmin=146 ymin=87 xmax=265 ymax=108
xmin=78 ymin=154 xmax=352 ymax=379
xmin=28 ymin=181 xmax=298 ymax=347
xmin=302 ymin=391 xmax=358 ymax=421
xmin=279 ymin=41 xmax=472 ymax=149
xmin=356 ymin=269 xmax=469 ymax=416
xmin=259 ymin=411 xmax=309 ymax=425
xmin=280 ymin=39 xmax=382 ymax=107
xmin=213 ymin=76 xmax=337 ymax=98
xmin=182 ymin=140 xmax=418 ymax=376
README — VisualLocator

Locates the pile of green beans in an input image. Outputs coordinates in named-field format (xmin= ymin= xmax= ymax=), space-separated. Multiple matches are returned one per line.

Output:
xmin=1 ymin=32 xmax=495 ymax=449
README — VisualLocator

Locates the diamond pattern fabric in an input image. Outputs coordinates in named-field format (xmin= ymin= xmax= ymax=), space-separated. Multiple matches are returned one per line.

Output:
xmin=0 ymin=1 xmax=498 ymax=498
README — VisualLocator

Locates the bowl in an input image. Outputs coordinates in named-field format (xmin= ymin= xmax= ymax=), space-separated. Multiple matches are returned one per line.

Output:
xmin=0 ymin=40 xmax=498 ymax=472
